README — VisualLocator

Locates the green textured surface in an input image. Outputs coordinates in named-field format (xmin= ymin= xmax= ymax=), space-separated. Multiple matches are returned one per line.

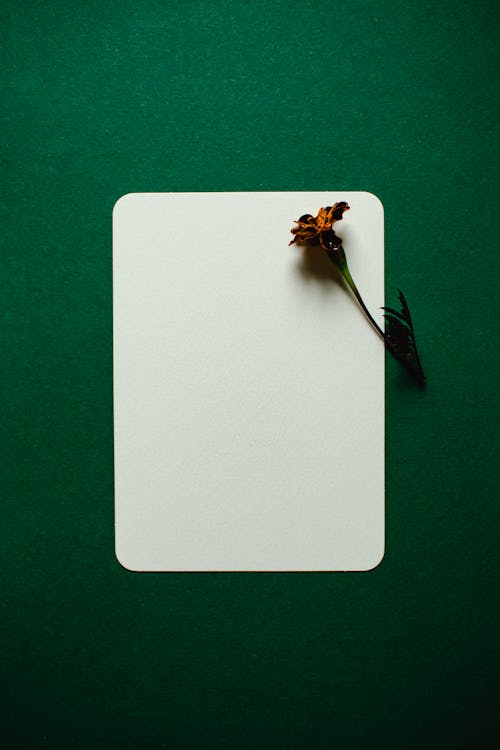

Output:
xmin=2 ymin=1 xmax=499 ymax=747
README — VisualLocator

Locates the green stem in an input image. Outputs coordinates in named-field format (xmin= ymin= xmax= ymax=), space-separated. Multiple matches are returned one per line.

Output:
xmin=325 ymin=248 xmax=424 ymax=386
xmin=340 ymin=263 xmax=386 ymax=343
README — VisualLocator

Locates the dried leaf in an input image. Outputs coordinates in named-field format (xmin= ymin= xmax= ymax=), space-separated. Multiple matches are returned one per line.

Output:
xmin=382 ymin=290 xmax=425 ymax=385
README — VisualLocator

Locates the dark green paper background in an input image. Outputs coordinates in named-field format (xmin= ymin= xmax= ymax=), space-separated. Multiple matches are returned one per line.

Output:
xmin=2 ymin=1 xmax=499 ymax=747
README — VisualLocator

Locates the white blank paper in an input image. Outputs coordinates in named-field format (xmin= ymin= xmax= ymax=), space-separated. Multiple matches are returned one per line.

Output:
xmin=113 ymin=192 xmax=384 ymax=571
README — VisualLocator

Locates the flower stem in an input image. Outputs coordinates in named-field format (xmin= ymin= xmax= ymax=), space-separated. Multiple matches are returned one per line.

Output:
xmin=324 ymin=247 xmax=385 ymax=340
xmin=339 ymin=262 xmax=386 ymax=343
xmin=325 ymin=249 xmax=424 ymax=386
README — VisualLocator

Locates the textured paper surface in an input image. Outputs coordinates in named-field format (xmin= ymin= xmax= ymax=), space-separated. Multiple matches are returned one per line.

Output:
xmin=113 ymin=192 xmax=384 ymax=571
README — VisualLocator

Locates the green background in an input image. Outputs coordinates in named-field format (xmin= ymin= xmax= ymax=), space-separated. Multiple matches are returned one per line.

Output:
xmin=2 ymin=1 xmax=499 ymax=747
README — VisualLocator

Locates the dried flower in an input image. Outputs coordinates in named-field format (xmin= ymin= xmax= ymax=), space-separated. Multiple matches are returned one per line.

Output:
xmin=290 ymin=202 xmax=349 ymax=249
xmin=290 ymin=201 xmax=425 ymax=386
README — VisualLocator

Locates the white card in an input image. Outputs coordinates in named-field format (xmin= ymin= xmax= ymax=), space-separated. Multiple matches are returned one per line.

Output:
xmin=113 ymin=192 xmax=384 ymax=571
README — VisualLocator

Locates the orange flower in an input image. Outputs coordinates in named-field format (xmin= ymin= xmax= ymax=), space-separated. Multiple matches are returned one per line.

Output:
xmin=289 ymin=202 xmax=350 ymax=249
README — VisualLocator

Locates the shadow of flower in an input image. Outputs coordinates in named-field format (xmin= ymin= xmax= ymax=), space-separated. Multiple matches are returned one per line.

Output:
xmin=295 ymin=244 xmax=342 ymax=286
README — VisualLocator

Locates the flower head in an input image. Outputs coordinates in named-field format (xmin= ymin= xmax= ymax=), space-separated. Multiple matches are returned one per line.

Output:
xmin=289 ymin=202 xmax=350 ymax=250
